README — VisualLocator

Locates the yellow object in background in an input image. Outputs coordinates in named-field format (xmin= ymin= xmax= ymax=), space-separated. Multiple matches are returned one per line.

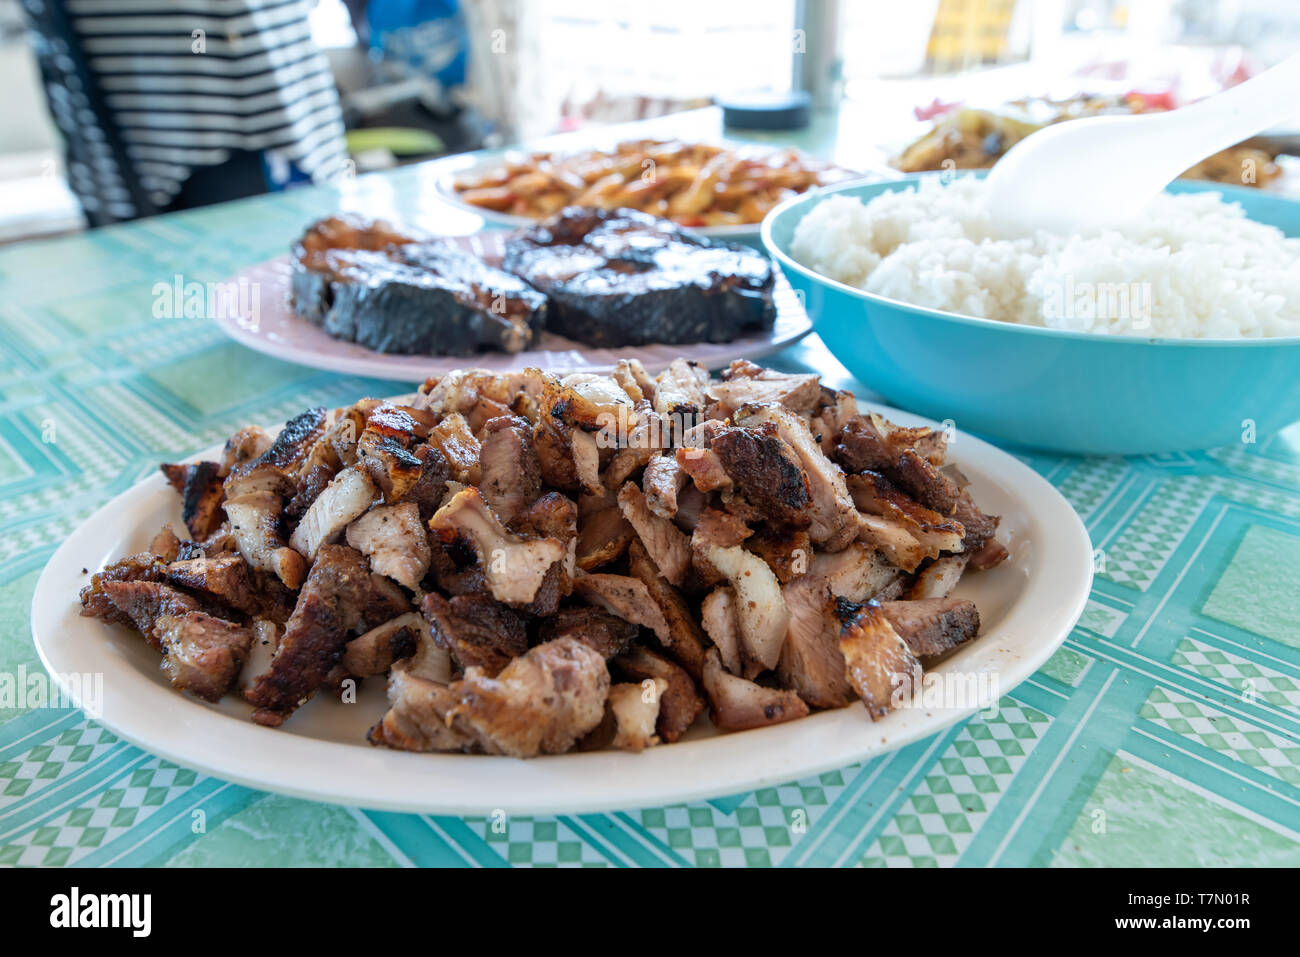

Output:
xmin=926 ymin=0 xmax=1019 ymax=71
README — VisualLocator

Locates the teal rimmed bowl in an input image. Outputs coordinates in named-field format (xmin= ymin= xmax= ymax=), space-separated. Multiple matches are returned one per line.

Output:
xmin=762 ymin=173 xmax=1300 ymax=455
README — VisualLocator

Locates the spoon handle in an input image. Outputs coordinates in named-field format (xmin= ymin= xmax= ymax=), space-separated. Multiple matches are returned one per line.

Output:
xmin=1163 ymin=51 xmax=1300 ymax=157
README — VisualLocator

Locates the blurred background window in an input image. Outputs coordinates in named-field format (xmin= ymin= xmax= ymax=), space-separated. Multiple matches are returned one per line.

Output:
xmin=4 ymin=0 xmax=1300 ymax=242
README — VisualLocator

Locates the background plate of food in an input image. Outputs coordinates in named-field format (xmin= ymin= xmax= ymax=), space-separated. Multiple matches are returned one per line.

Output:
xmin=31 ymin=360 xmax=1092 ymax=815
xmin=214 ymin=209 xmax=814 ymax=380
xmin=435 ymin=138 xmax=859 ymax=240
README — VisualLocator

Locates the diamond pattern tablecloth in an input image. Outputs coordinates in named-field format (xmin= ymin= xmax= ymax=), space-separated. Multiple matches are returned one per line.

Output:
xmin=1 ymin=161 xmax=1298 ymax=868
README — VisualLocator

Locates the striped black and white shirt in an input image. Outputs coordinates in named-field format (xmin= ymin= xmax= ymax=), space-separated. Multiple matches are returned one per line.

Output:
xmin=24 ymin=0 xmax=349 ymax=224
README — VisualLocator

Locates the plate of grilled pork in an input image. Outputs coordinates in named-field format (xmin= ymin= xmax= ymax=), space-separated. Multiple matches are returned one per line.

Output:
xmin=33 ymin=358 xmax=1092 ymax=814
xmin=214 ymin=208 xmax=813 ymax=380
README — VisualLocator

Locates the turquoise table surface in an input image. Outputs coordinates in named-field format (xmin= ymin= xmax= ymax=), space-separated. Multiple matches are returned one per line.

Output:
xmin=3 ymin=115 xmax=1300 ymax=867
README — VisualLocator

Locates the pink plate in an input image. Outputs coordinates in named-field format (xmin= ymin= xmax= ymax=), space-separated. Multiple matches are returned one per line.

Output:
xmin=212 ymin=233 xmax=812 ymax=381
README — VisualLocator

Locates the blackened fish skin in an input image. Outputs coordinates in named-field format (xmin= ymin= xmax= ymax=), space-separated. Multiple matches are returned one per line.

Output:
xmin=290 ymin=219 xmax=548 ymax=356
xmin=502 ymin=207 xmax=777 ymax=348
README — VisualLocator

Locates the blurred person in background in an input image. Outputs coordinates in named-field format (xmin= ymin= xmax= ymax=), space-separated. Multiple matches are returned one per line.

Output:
xmin=22 ymin=0 xmax=349 ymax=226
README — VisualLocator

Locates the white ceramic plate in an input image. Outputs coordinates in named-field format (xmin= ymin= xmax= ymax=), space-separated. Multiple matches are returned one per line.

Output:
xmin=32 ymin=400 xmax=1092 ymax=815
xmin=212 ymin=233 xmax=812 ymax=381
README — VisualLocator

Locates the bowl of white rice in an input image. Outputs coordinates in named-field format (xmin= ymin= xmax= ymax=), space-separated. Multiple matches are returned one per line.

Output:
xmin=762 ymin=173 xmax=1300 ymax=454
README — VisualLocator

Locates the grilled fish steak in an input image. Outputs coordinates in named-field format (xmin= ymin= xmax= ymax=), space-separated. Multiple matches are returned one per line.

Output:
xmin=291 ymin=216 xmax=547 ymax=356
xmin=502 ymin=207 xmax=777 ymax=347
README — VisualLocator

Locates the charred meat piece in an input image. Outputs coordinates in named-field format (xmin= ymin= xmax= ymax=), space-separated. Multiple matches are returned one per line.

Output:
xmin=618 ymin=482 xmax=690 ymax=586
xmin=421 ymin=591 xmax=528 ymax=677
xmin=834 ymin=597 xmax=921 ymax=721
xmin=571 ymin=573 xmax=673 ymax=647
xmin=291 ymin=216 xmax=548 ymax=356
xmin=735 ymin=404 xmax=858 ymax=551
xmin=708 ymin=423 xmax=813 ymax=530
xmin=700 ymin=543 xmax=789 ymax=677
xmin=223 ymin=491 xmax=306 ymax=590
xmin=746 ymin=528 xmax=812 ymax=584
xmin=502 ymin=207 xmax=776 ymax=347
xmin=479 ymin=415 xmax=542 ymax=524
xmin=604 ymin=680 xmax=667 ymax=752
xmin=246 ymin=545 xmax=372 ymax=725
xmin=877 ymin=598 xmax=980 ymax=658
xmin=654 ymin=358 xmax=712 ymax=419
xmin=778 ymin=576 xmax=854 ymax=709
xmin=642 ymin=453 xmax=686 ymax=519
xmin=290 ymin=466 xmax=377 ymax=562
xmin=159 ymin=461 xmax=225 ymax=540
xmin=250 ymin=407 xmax=328 ymax=473
xmin=79 ymin=551 xmax=169 ymax=625
xmin=449 ymin=637 xmax=610 ymax=758
xmin=625 ymin=539 xmax=709 ymax=681
xmin=613 ymin=644 xmax=704 ymax=744
xmin=702 ymin=650 xmax=809 ymax=732
xmin=156 ymin=612 xmax=253 ymax=702
xmin=99 ymin=580 xmax=200 ymax=651
xmin=538 ymin=605 xmax=640 ymax=660
xmin=907 ymin=555 xmax=969 ymax=600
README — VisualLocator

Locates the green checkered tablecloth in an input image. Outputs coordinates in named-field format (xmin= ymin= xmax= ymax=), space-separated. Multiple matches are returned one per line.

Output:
xmin=2 ymin=161 xmax=1299 ymax=868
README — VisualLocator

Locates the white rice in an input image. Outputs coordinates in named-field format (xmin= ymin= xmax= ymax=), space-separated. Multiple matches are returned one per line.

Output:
xmin=789 ymin=176 xmax=1300 ymax=338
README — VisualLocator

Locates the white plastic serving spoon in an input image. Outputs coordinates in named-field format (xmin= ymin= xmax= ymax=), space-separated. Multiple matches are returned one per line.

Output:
xmin=984 ymin=51 xmax=1300 ymax=237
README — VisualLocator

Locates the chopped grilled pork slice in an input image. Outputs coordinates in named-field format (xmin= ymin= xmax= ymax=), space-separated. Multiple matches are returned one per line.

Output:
xmin=285 ymin=463 xmax=334 ymax=523
xmin=403 ymin=444 xmax=451 ymax=521
xmin=967 ymin=536 xmax=1008 ymax=571
xmin=907 ymin=556 xmax=969 ymax=600
xmin=363 ymin=572 xmax=412 ymax=630
xmin=223 ymin=461 xmax=293 ymax=500
xmin=418 ymin=367 xmax=534 ymax=418
xmin=571 ymin=573 xmax=673 ymax=646
xmin=877 ymin=598 xmax=979 ymax=658
xmin=250 ymin=407 xmax=328 ymax=472
xmin=149 ymin=526 xmax=182 ymax=563
xmin=846 ymin=470 xmax=964 ymax=553
xmin=479 ymin=415 xmax=542 ymax=524
xmin=601 ymin=402 xmax=665 ymax=490
xmin=449 ymin=637 xmax=610 ymax=758
xmin=673 ymin=482 xmax=706 ymax=532
xmin=702 ymin=649 xmax=809 ymax=731
xmin=369 ymin=668 xmax=480 ymax=753
xmin=700 ymin=586 xmax=743 ymax=674
xmin=342 ymin=611 xmax=424 ymax=677
xmin=357 ymin=429 xmax=424 ymax=503
xmin=642 ymin=453 xmax=686 ymax=518
xmin=426 ymin=412 xmax=481 ymax=485
xmin=833 ymin=411 xmax=946 ymax=474
xmin=701 ymin=543 xmax=789 ymax=676
xmin=709 ymin=423 xmax=813 ymax=529
xmin=155 ymin=611 xmax=253 ymax=702
xmin=952 ymin=487 xmax=1001 ymax=554
xmin=612 ymin=358 xmax=656 ymax=404
xmin=345 ymin=502 xmax=430 ymax=590
xmin=812 ymin=542 xmax=904 ymax=602
xmin=575 ymin=496 xmax=635 ymax=570
xmin=159 ymin=461 xmax=225 ymax=540
xmin=607 ymin=680 xmax=667 ymax=752
xmin=746 ymin=528 xmax=812 ymax=584
xmin=778 ymin=577 xmax=853 ymax=708
xmin=80 ymin=551 xmax=169 ymax=625
xmin=100 ymin=580 xmax=201 ymax=651
xmin=855 ymin=512 xmax=929 ymax=573
xmin=219 ymin=426 xmax=274 ymax=476
xmin=675 ymin=446 xmax=734 ymax=493
xmin=654 ymin=358 xmax=711 ymax=418
xmin=613 ymin=645 xmax=705 ymax=743
xmin=428 ymin=487 xmax=566 ymax=606
xmin=625 ymin=539 xmax=709 ymax=680
xmin=421 ymin=591 xmax=527 ymax=677
xmin=238 ymin=618 xmax=279 ymax=696
xmin=618 ymin=482 xmax=690 ymax=586
xmin=690 ymin=507 xmax=754 ymax=588
xmin=224 ymin=492 xmax=307 ymax=589
xmin=893 ymin=448 xmax=960 ymax=515
xmin=709 ymin=361 xmax=821 ymax=415
xmin=735 ymin=404 xmax=859 ymax=550
xmin=163 ymin=555 xmax=267 ymax=618
xmin=290 ymin=466 xmax=377 ymax=561
xmin=538 ymin=605 xmax=639 ymax=660
xmin=557 ymin=373 xmax=636 ymax=429
xmin=809 ymin=389 xmax=861 ymax=457
xmin=834 ymin=597 xmax=920 ymax=720
xmin=246 ymin=545 xmax=371 ymax=726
